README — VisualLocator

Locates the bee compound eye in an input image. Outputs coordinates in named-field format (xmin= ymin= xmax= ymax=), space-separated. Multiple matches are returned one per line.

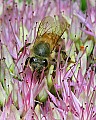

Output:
xmin=29 ymin=57 xmax=37 ymax=64
xmin=42 ymin=59 xmax=48 ymax=67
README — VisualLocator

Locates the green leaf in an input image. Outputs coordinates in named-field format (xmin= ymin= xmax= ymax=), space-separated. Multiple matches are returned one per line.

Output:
xmin=84 ymin=40 xmax=93 ymax=56
xmin=18 ymin=0 xmax=23 ymax=3
xmin=2 ymin=45 xmax=15 ymax=74
xmin=80 ymin=0 xmax=87 ymax=13
xmin=75 ymin=39 xmax=83 ymax=51
xmin=0 ymin=83 xmax=7 ymax=106
xmin=38 ymin=89 xmax=48 ymax=102
xmin=47 ymin=65 xmax=54 ymax=90
xmin=0 ymin=59 xmax=13 ymax=95
xmin=26 ymin=0 xmax=32 ymax=4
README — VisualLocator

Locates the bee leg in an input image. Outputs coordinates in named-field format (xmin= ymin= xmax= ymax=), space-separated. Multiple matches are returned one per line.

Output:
xmin=54 ymin=41 xmax=68 ymax=64
xmin=24 ymin=57 xmax=30 ymax=70
xmin=51 ymin=59 xmax=57 ymax=70
xmin=61 ymin=50 xmax=69 ymax=61
xmin=61 ymin=49 xmax=75 ymax=65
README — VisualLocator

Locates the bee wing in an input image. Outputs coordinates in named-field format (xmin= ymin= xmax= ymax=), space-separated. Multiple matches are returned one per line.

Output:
xmin=37 ymin=15 xmax=68 ymax=37
xmin=53 ymin=15 xmax=68 ymax=36
xmin=37 ymin=16 xmax=54 ymax=37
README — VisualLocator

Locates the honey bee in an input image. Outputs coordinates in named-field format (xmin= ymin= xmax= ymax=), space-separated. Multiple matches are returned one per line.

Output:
xmin=24 ymin=15 xmax=69 ymax=73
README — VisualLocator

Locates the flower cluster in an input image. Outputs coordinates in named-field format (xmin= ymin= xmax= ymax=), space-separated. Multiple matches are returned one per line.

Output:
xmin=0 ymin=0 xmax=96 ymax=120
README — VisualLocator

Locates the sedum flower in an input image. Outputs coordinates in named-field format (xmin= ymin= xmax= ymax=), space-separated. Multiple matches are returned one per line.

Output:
xmin=0 ymin=0 xmax=96 ymax=120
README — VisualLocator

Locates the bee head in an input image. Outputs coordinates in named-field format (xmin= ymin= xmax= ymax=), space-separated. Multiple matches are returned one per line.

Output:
xmin=29 ymin=56 xmax=48 ymax=72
